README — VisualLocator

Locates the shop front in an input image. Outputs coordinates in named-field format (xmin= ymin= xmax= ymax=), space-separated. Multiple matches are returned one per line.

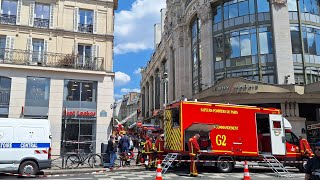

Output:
xmin=60 ymin=80 xmax=98 ymax=154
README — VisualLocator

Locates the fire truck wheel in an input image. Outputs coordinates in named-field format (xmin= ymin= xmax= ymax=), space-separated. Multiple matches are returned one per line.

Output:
xmin=296 ymin=159 xmax=307 ymax=173
xmin=217 ymin=159 xmax=233 ymax=173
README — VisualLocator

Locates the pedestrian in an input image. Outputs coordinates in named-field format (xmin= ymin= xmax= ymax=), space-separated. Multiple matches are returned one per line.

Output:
xmin=119 ymin=132 xmax=130 ymax=153
xmin=188 ymin=134 xmax=200 ymax=177
xmin=305 ymin=141 xmax=320 ymax=180
xmin=155 ymin=134 xmax=165 ymax=162
xmin=107 ymin=135 xmax=117 ymax=169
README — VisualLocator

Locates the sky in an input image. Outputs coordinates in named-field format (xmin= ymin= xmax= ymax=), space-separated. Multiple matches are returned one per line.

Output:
xmin=113 ymin=0 xmax=166 ymax=100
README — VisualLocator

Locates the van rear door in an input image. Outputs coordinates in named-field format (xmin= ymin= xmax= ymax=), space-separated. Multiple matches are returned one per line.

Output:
xmin=269 ymin=114 xmax=286 ymax=155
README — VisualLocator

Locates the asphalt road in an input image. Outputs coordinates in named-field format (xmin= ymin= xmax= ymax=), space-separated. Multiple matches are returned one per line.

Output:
xmin=0 ymin=167 xmax=305 ymax=179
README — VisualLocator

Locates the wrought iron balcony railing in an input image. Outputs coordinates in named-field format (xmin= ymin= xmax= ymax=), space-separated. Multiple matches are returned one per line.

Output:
xmin=0 ymin=14 xmax=16 ymax=25
xmin=0 ymin=48 xmax=105 ymax=71
xmin=34 ymin=18 xmax=49 ymax=28
xmin=78 ymin=23 xmax=93 ymax=33
xmin=0 ymin=89 xmax=10 ymax=106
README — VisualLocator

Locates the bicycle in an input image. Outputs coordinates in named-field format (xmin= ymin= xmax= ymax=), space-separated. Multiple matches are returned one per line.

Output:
xmin=66 ymin=145 xmax=102 ymax=169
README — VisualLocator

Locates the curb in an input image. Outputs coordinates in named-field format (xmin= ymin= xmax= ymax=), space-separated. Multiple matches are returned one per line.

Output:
xmin=43 ymin=166 xmax=144 ymax=175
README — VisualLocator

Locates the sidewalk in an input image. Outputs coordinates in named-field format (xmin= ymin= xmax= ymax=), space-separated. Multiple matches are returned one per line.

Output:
xmin=42 ymin=165 xmax=144 ymax=175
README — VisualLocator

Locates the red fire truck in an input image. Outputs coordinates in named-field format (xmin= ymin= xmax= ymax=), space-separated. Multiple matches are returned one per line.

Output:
xmin=163 ymin=101 xmax=313 ymax=172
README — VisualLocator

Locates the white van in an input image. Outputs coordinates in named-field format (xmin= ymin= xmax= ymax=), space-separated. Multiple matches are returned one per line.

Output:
xmin=0 ymin=118 xmax=52 ymax=175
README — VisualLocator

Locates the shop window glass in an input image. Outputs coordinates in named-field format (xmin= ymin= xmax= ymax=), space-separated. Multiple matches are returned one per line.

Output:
xmin=25 ymin=77 xmax=50 ymax=107
xmin=65 ymin=80 xmax=96 ymax=102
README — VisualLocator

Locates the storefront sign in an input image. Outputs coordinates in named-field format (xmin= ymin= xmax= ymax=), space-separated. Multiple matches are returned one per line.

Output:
xmin=65 ymin=111 xmax=96 ymax=117
xmin=213 ymin=83 xmax=259 ymax=93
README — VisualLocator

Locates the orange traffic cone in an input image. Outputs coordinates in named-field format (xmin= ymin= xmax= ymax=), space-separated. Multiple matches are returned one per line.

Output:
xmin=243 ymin=160 xmax=251 ymax=180
xmin=155 ymin=160 xmax=163 ymax=180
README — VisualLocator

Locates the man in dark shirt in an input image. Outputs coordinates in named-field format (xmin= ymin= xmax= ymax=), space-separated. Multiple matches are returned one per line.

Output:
xmin=119 ymin=133 xmax=130 ymax=153
xmin=107 ymin=135 xmax=117 ymax=169
xmin=305 ymin=141 xmax=320 ymax=180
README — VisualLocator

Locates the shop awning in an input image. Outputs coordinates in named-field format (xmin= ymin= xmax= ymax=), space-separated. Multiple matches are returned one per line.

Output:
xmin=186 ymin=123 xmax=220 ymax=133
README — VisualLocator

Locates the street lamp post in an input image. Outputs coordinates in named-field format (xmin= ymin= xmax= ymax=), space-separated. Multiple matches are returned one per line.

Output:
xmin=162 ymin=72 xmax=168 ymax=107
xmin=110 ymin=102 xmax=117 ymax=128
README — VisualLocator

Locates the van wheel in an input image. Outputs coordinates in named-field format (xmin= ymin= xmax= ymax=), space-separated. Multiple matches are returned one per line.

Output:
xmin=19 ymin=161 xmax=38 ymax=176
xmin=297 ymin=159 xmax=308 ymax=173
xmin=217 ymin=159 xmax=233 ymax=173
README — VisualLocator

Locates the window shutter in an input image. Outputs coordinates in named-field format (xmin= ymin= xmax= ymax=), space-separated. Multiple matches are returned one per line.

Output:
xmin=95 ymin=45 xmax=100 ymax=70
xmin=43 ymin=40 xmax=48 ymax=64
xmin=74 ymin=42 xmax=78 ymax=66
xmin=49 ymin=3 xmax=55 ymax=29
xmin=93 ymin=10 xmax=98 ymax=34
xmin=91 ymin=44 xmax=96 ymax=65
xmin=16 ymin=0 xmax=22 ymax=25
xmin=74 ymin=7 xmax=79 ymax=32
xmin=29 ymin=1 xmax=35 ymax=26
xmin=27 ymin=37 xmax=33 ymax=63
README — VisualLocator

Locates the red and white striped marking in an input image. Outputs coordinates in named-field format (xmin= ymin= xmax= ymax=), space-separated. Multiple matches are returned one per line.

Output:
xmin=34 ymin=150 xmax=48 ymax=154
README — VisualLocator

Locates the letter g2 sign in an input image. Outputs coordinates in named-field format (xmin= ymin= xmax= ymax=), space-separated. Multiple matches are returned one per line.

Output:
xmin=216 ymin=134 xmax=227 ymax=146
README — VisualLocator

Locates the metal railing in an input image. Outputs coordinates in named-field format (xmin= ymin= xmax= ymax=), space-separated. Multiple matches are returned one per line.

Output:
xmin=34 ymin=18 xmax=49 ymax=28
xmin=78 ymin=23 xmax=93 ymax=33
xmin=0 ymin=90 xmax=10 ymax=105
xmin=0 ymin=14 xmax=16 ymax=25
xmin=0 ymin=48 xmax=105 ymax=71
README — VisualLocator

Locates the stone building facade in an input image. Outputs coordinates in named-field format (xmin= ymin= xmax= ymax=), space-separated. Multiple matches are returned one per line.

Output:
xmin=140 ymin=0 xmax=320 ymax=147
xmin=0 ymin=0 xmax=117 ymax=155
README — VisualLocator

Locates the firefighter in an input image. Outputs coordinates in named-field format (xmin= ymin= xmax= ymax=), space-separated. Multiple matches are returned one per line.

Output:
xmin=188 ymin=134 xmax=200 ymax=177
xmin=144 ymin=136 xmax=154 ymax=169
xmin=155 ymin=134 xmax=165 ymax=163
xmin=299 ymin=136 xmax=313 ymax=157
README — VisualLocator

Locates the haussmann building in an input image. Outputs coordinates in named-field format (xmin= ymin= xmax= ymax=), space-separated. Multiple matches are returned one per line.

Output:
xmin=140 ymin=0 xmax=320 ymax=147
xmin=0 ymin=0 xmax=118 ymax=155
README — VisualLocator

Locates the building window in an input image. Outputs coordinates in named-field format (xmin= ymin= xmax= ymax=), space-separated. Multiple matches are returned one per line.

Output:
xmin=0 ymin=76 xmax=11 ymax=106
xmin=25 ymin=77 xmax=50 ymax=107
xmin=191 ymin=17 xmax=201 ymax=95
xmin=78 ymin=44 xmax=92 ymax=67
xmin=212 ymin=1 xmax=274 ymax=83
xmin=32 ymin=39 xmax=44 ymax=63
xmin=34 ymin=3 xmax=50 ymax=28
xmin=0 ymin=37 xmax=5 ymax=59
xmin=65 ymin=80 xmax=96 ymax=102
xmin=78 ymin=9 xmax=93 ymax=33
xmin=0 ymin=0 xmax=17 ymax=25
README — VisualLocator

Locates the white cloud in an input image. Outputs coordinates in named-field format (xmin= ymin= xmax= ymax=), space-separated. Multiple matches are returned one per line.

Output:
xmin=114 ymin=94 xmax=123 ymax=100
xmin=134 ymin=68 xmax=142 ymax=75
xmin=114 ymin=0 xmax=166 ymax=55
xmin=121 ymin=88 xmax=140 ymax=93
xmin=115 ymin=71 xmax=131 ymax=86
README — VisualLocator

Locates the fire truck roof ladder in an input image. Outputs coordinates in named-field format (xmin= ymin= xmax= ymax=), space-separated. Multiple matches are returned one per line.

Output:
xmin=261 ymin=154 xmax=292 ymax=178
xmin=161 ymin=153 xmax=179 ymax=174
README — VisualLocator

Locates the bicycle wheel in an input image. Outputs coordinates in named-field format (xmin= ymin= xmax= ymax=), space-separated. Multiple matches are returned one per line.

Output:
xmin=88 ymin=154 xmax=102 ymax=168
xmin=66 ymin=155 xmax=80 ymax=169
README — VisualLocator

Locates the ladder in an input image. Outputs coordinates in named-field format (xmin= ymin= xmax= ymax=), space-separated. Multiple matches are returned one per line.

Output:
xmin=161 ymin=153 xmax=179 ymax=174
xmin=261 ymin=154 xmax=293 ymax=178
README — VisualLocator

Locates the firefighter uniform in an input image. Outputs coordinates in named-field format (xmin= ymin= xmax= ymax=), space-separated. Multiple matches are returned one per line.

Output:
xmin=188 ymin=136 xmax=200 ymax=177
xmin=299 ymin=138 xmax=313 ymax=157
xmin=144 ymin=137 xmax=153 ymax=168
xmin=155 ymin=136 xmax=165 ymax=162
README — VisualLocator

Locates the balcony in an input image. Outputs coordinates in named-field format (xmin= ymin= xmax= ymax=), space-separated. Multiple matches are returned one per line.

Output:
xmin=0 ymin=89 xmax=10 ymax=106
xmin=0 ymin=14 xmax=16 ymax=25
xmin=0 ymin=48 xmax=105 ymax=71
xmin=34 ymin=18 xmax=49 ymax=28
xmin=78 ymin=23 xmax=93 ymax=33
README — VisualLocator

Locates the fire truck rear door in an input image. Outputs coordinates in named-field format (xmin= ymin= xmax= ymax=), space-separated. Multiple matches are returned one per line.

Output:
xmin=269 ymin=114 xmax=286 ymax=155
